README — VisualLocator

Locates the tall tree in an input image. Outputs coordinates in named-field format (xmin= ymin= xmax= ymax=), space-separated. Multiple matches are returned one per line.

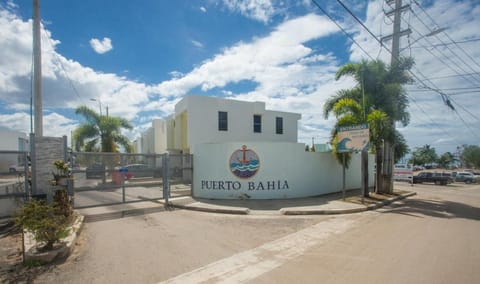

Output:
xmin=324 ymin=96 xmax=403 ymax=195
xmin=325 ymin=58 xmax=413 ymax=193
xmin=408 ymin=145 xmax=438 ymax=166
xmin=461 ymin=145 xmax=480 ymax=168
xmin=73 ymin=106 xmax=133 ymax=153
xmin=438 ymin=152 xmax=454 ymax=168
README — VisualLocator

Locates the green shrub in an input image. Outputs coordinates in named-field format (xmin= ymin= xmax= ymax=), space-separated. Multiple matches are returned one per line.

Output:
xmin=15 ymin=200 xmax=70 ymax=251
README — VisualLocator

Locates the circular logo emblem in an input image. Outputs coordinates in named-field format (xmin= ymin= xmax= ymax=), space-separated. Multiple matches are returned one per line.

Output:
xmin=229 ymin=145 xmax=260 ymax=179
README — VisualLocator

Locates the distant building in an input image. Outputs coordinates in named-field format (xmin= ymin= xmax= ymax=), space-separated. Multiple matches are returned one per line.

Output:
xmin=134 ymin=119 xmax=167 ymax=154
xmin=0 ymin=128 xmax=29 ymax=172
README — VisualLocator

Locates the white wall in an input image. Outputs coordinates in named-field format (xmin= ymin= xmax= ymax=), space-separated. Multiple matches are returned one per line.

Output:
xmin=192 ymin=142 xmax=375 ymax=199
xmin=0 ymin=128 xmax=27 ymax=150
xmin=175 ymin=96 xmax=301 ymax=153
xmin=136 ymin=119 xmax=167 ymax=154
xmin=0 ymin=129 xmax=28 ymax=172
xmin=152 ymin=119 xmax=167 ymax=153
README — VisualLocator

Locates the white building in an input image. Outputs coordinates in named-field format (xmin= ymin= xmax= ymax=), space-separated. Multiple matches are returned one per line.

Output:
xmin=166 ymin=95 xmax=301 ymax=154
xmin=132 ymin=95 xmax=373 ymax=200
xmin=134 ymin=119 xmax=167 ymax=154
xmin=0 ymin=128 xmax=29 ymax=172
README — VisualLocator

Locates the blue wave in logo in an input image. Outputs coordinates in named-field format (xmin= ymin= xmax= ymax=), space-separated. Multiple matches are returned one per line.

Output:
xmin=230 ymin=159 xmax=259 ymax=172
xmin=230 ymin=159 xmax=259 ymax=178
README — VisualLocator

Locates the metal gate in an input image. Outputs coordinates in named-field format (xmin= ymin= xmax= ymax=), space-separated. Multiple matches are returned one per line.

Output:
xmin=0 ymin=150 xmax=30 ymax=218
xmin=69 ymin=152 xmax=192 ymax=208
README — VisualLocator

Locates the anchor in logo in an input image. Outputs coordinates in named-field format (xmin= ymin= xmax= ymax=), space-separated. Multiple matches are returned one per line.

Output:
xmin=229 ymin=145 xmax=259 ymax=179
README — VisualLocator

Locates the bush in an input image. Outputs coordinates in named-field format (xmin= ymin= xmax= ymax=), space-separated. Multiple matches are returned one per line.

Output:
xmin=15 ymin=199 xmax=70 ymax=251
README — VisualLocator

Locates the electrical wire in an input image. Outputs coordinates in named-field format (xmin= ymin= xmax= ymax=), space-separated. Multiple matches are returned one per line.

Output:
xmin=42 ymin=24 xmax=85 ymax=104
xmin=422 ymin=72 xmax=480 ymax=81
xmin=409 ymin=38 xmax=480 ymax=48
xmin=310 ymin=0 xmax=461 ymax=144
xmin=412 ymin=0 xmax=480 ymax=70
xmin=407 ymin=8 xmax=480 ymax=86
xmin=320 ymin=0 xmax=479 ymax=142
xmin=310 ymin=0 xmax=375 ymax=61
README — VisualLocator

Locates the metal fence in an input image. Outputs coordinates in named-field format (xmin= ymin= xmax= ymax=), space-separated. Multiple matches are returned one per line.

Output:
xmin=0 ymin=150 xmax=30 ymax=218
xmin=69 ymin=152 xmax=193 ymax=208
xmin=0 ymin=149 xmax=193 ymax=216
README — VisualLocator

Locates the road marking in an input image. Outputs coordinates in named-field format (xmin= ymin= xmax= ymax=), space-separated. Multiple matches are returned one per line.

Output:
xmin=159 ymin=217 xmax=355 ymax=284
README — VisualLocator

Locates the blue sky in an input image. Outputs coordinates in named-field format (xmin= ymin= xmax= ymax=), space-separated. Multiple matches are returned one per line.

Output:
xmin=0 ymin=0 xmax=479 ymax=156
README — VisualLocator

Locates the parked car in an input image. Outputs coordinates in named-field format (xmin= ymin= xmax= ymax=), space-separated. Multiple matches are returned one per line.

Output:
xmin=455 ymin=172 xmax=477 ymax=184
xmin=413 ymin=171 xmax=453 ymax=185
xmin=116 ymin=164 xmax=162 ymax=179
xmin=413 ymin=165 xmax=425 ymax=171
xmin=85 ymin=163 xmax=106 ymax=179
xmin=9 ymin=164 xmax=27 ymax=173
xmin=434 ymin=172 xmax=454 ymax=184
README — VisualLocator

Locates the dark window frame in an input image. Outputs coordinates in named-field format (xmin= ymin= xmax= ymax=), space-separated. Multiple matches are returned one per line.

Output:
xmin=218 ymin=111 xmax=228 ymax=131
xmin=253 ymin=115 xmax=262 ymax=133
xmin=276 ymin=117 xmax=283 ymax=134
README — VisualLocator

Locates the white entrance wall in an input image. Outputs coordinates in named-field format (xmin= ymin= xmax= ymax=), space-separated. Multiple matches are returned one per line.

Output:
xmin=192 ymin=142 xmax=375 ymax=199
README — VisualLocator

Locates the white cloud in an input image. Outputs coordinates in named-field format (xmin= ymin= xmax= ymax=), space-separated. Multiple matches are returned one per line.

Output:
xmin=89 ymin=37 xmax=113 ymax=54
xmin=154 ymin=13 xmax=339 ymax=97
xmin=222 ymin=0 xmax=275 ymax=23
xmin=200 ymin=6 xmax=207 ymax=13
xmin=1 ymin=1 xmax=478 ymax=155
xmin=347 ymin=0 xmax=480 ymax=154
xmin=191 ymin=40 xmax=204 ymax=48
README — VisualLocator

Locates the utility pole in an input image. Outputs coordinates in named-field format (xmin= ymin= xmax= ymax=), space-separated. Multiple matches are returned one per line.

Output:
xmin=381 ymin=0 xmax=411 ymax=193
xmin=33 ymin=0 xmax=43 ymax=137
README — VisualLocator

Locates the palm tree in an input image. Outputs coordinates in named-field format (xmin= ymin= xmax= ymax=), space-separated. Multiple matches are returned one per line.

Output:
xmin=73 ymin=106 xmax=133 ymax=153
xmin=325 ymin=97 xmax=391 ymax=195
xmin=324 ymin=58 xmax=413 ymax=193
xmin=326 ymin=98 xmax=365 ymax=167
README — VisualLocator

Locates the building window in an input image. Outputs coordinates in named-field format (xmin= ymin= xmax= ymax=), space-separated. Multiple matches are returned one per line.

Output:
xmin=253 ymin=115 xmax=262 ymax=133
xmin=218 ymin=111 xmax=228 ymax=131
xmin=276 ymin=117 xmax=283 ymax=134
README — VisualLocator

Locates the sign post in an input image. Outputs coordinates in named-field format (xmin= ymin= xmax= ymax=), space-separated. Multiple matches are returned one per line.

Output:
xmin=119 ymin=167 xmax=128 ymax=203
xmin=336 ymin=124 xmax=369 ymax=202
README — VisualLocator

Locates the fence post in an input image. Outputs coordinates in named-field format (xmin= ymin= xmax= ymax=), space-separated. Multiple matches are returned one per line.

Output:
xmin=122 ymin=171 xmax=126 ymax=203
xmin=23 ymin=152 xmax=30 ymax=201
xmin=29 ymin=133 xmax=36 ymax=196
xmin=162 ymin=153 xmax=169 ymax=204
xmin=63 ymin=135 xmax=68 ymax=162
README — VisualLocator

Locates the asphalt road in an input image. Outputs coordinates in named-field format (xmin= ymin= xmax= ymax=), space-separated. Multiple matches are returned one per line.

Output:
xmin=35 ymin=182 xmax=480 ymax=284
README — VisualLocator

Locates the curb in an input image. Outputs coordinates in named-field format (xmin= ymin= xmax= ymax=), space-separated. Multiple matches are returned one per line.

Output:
xmin=281 ymin=191 xmax=417 ymax=215
xmin=166 ymin=201 xmax=250 ymax=215
xmin=161 ymin=191 xmax=416 ymax=216
xmin=280 ymin=206 xmax=366 ymax=215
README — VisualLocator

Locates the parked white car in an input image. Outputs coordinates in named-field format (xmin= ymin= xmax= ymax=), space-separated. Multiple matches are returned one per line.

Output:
xmin=455 ymin=172 xmax=477 ymax=184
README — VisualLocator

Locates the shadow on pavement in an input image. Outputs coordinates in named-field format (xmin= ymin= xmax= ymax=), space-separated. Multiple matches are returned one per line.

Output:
xmin=380 ymin=197 xmax=480 ymax=221
xmin=193 ymin=188 xmax=365 ymax=211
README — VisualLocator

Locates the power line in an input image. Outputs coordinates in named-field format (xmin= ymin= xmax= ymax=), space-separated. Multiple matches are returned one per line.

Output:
xmin=409 ymin=38 xmax=480 ymax=48
xmin=407 ymin=8 xmax=480 ymax=87
xmin=310 ymin=0 xmax=467 ymax=145
xmin=42 ymin=25 xmax=85 ymax=104
xmin=310 ymin=0 xmax=375 ymax=61
xmin=422 ymin=72 xmax=480 ymax=81
xmin=412 ymin=0 xmax=480 ymax=70
xmin=326 ymin=0 xmax=479 ymax=141
xmin=406 ymin=94 xmax=464 ymax=146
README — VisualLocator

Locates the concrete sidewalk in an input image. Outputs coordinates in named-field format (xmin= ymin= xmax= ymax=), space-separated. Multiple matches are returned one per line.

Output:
xmin=78 ymin=183 xmax=416 ymax=220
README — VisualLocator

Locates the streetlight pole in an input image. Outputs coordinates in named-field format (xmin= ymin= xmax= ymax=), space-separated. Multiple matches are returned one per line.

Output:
xmin=90 ymin=98 xmax=102 ymax=116
xmin=33 ymin=0 xmax=43 ymax=137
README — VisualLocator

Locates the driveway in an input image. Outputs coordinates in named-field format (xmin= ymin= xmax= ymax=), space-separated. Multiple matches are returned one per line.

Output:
xmin=3 ymin=181 xmax=480 ymax=283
